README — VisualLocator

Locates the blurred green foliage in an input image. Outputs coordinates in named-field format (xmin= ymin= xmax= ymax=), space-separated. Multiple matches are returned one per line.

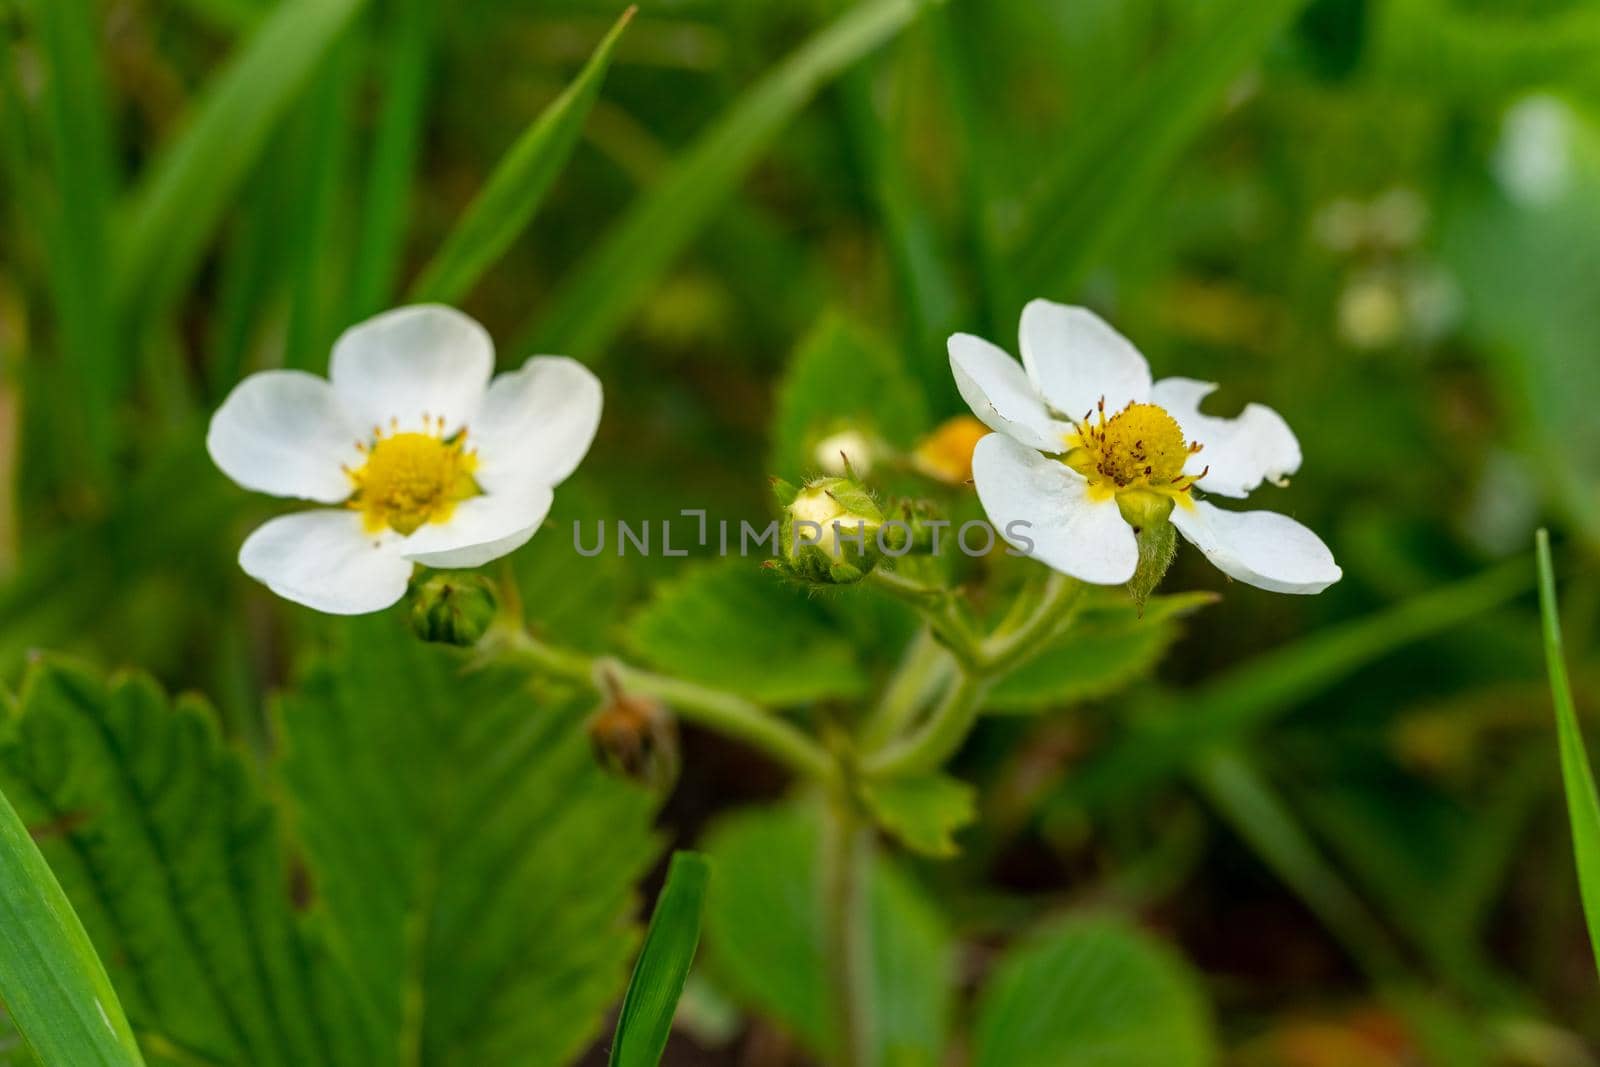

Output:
xmin=1 ymin=0 xmax=1599 ymax=1062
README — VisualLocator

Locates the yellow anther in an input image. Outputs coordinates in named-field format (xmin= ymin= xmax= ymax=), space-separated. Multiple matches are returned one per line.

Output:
xmin=1096 ymin=402 xmax=1189 ymax=485
xmin=1063 ymin=400 xmax=1205 ymax=512
xmin=346 ymin=423 xmax=479 ymax=535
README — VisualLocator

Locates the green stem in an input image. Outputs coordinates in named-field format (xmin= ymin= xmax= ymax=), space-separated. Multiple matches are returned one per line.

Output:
xmin=863 ymin=670 xmax=986 ymax=777
xmin=821 ymin=788 xmax=874 ymax=1067
xmin=491 ymin=627 xmax=836 ymax=783
xmin=987 ymin=572 xmax=1048 ymax=639
xmin=865 ymin=568 xmax=983 ymax=669
xmin=859 ymin=627 xmax=953 ymax=751
xmin=863 ymin=573 xmax=1084 ymax=776
xmin=980 ymin=572 xmax=1084 ymax=675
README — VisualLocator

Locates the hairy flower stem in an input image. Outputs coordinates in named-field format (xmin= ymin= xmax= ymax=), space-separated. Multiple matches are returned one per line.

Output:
xmin=865 ymin=568 xmax=984 ymax=670
xmin=489 ymin=626 xmax=836 ymax=783
xmin=864 ymin=671 xmax=987 ymax=777
xmin=822 ymin=785 xmax=874 ymax=1067
xmin=864 ymin=573 xmax=1084 ymax=776
xmin=980 ymin=572 xmax=1084 ymax=674
xmin=860 ymin=627 xmax=954 ymax=751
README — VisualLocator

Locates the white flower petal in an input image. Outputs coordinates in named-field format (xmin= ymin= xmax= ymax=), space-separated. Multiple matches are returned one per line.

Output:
xmin=400 ymin=486 xmax=555 ymax=569
xmin=330 ymin=305 xmax=493 ymax=435
xmin=206 ymin=371 xmax=361 ymax=503
xmin=1019 ymin=300 xmax=1152 ymax=419
xmin=971 ymin=432 xmax=1137 ymax=585
xmin=1170 ymin=500 xmax=1341 ymax=595
xmin=949 ymin=333 xmax=1073 ymax=454
xmin=470 ymin=356 xmax=602 ymax=494
xmin=1151 ymin=377 xmax=1302 ymax=498
xmin=239 ymin=510 xmax=412 ymax=615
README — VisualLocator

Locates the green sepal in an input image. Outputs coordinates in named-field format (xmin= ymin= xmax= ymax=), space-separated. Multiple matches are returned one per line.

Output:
xmin=1126 ymin=520 xmax=1178 ymax=615
xmin=771 ymin=477 xmax=800 ymax=507
xmin=827 ymin=562 xmax=866 ymax=584
xmin=823 ymin=481 xmax=878 ymax=517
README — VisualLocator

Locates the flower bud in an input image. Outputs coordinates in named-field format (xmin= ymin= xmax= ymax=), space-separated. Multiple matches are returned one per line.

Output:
xmin=911 ymin=415 xmax=987 ymax=485
xmin=884 ymin=497 xmax=940 ymax=554
xmin=775 ymin=476 xmax=891 ymax=585
xmin=587 ymin=682 xmax=679 ymax=791
xmin=408 ymin=571 xmax=498 ymax=646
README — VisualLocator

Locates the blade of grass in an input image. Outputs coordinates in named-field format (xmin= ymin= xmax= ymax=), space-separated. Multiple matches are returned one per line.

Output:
xmin=1442 ymin=743 xmax=1549 ymax=951
xmin=0 ymin=29 xmax=42 ymax=277
xmin=1060 ymin=557 xmax=1534 ymax=812
xmin=349 ymin=0 xmax=435 ymax=317
xmin=0 ymin=783 xmax=146 ymax=1067
xmin=609 ymin=851 xmax=711 ymax=1067
xmin=837 ymin=42 xmax=964 ymax=410
xmin=113 ymin=0 xmax=365 ymax=335
xmin=569 ymin=93 xmax=831 ymax=343
xmin=924 ymin=6 xmax=1013 ymax=341
xmin=284 ymin=36 xmax=359 ymax=369
xmin=409 ymin=6 xmax=633 ymax=307
xmin=205 ymin=159 xmax=286 ymax=400
xmin=1006 ymin=0 xmax=1310 ymax=313
xmin=528 ymin=0 xmax=931 ymax=362
xmin=1536 ymin=528 xmax=1600 ymax=974
xmin=0 ymin=280 xmax=19 ymax=576
xmin=1192 ymin=748 xmax=1405 ymax=980
xmin=30 ymin=0 xmax=119 ymax=488
xmin=1299 ymin=740 xmax=1541 ymax=1003
xmin=172 ymin=0 xmax=266 ymax=35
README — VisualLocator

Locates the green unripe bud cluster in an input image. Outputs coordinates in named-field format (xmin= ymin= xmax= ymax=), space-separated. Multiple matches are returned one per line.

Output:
xmin=408 ymin=571 xmax=499 ymax=647
xmin=770 ymin=475 xmax=935 ymax=585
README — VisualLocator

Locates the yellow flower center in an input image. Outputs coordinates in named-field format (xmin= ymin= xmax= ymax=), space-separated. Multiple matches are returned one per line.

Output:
xmin=1064 ymin=400 xmax=1206 ymax=525
xmin=1081 ymin=402 xmax=1190 ymax=485
xmin=346 ymin=417 xmax=480 ymax=535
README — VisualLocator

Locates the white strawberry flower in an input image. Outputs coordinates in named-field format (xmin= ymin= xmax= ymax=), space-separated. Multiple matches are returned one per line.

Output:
xmin=207 ymin=305 xmax=601 ymax=614
xmin=951 ymin=299 xmax=1341 ymax=594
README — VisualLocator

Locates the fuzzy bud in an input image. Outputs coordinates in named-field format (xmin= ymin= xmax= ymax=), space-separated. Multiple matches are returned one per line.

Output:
xmin=773 ymin=475 xmax=899 ymax=585
xmin=408 ymin=572 xmax=498 ymax=647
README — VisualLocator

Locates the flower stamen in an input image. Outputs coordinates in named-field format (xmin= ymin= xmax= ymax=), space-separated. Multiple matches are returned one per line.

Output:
xmin=1063 ymin=399 xmax=1205 ymax=499
xmin=346 ymin=418 xmax=480 ymax=535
